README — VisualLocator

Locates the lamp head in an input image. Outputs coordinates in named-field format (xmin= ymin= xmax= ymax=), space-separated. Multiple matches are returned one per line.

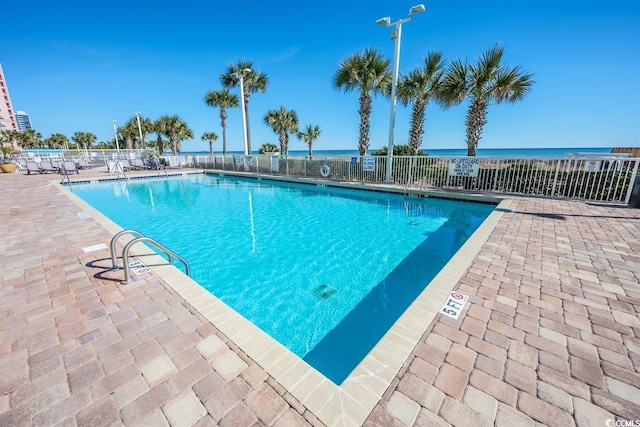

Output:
xmin=409 ymin=4 xmax=425 ymax=14
xmin=242 ymin=68 xmax=252 ymax=73
xmin=376 ymin=17 xmax=390 ymax=26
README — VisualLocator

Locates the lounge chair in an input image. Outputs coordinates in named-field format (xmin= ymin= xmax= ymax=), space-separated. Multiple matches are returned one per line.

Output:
xmin=26 ymin=161 xmax=42 ymax=174
xmin=120 ymin=159 xmax=132 ymax=171
xmin=62 ymin=161 xmax=79 ymax=174
xmin=132 ymin=158 xmax=146 ymax=170
xmin=40 ymin=160 xmax=57 ymax=173
xmin=77 ymin=159 xmax=90 ymax=169
xmin=147 ymin=157 xmax=164 ymax=170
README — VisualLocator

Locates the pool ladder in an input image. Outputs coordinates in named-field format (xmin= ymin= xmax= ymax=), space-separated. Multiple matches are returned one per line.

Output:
xmin=404 ymin=176 xmax=429 ymax=197
xmin=110 ymin=229 xmax=191 ymax=284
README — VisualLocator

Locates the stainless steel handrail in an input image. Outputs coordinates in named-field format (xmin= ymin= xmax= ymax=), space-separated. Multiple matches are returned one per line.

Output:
xmin=110 ymin=229 xmax=144 ymax=268
xmin=121 ymin=236 xmax=190 ymax=284
xmin=403 ymin=176 xmax=412 ymax=196
xmin=419 ymin=176 xmax=428 ymax=193
xmin=60 ymin=164 xmax=71 ymax=185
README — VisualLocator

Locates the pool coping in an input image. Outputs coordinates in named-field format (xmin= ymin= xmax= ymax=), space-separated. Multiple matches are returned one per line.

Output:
xmin=54 ymin=172 xmax=512 ymax=426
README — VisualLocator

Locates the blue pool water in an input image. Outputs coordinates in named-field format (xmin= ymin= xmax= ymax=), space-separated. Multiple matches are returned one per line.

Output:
xmin=70 ymin=175 xmax=495 ymax=383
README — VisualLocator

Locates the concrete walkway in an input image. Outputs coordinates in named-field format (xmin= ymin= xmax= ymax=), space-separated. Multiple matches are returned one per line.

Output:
xmin=1 ymin=168 xmax=639 ymax=426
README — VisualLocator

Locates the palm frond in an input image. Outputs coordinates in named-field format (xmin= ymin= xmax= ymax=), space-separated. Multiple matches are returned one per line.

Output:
xmin=440 ymin=59 xmax=468 ymax=108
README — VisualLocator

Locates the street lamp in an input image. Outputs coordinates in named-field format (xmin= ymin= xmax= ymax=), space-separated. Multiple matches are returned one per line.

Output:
xmin=232 ymin=68 xmax=252 ymax=155
xmin=377 ymin=4 xmax=425 ymax=183
xmin=135 ymin=111 xmax=144 ymax=150
xmin=112 ymin=120 xmax=120 ymax=154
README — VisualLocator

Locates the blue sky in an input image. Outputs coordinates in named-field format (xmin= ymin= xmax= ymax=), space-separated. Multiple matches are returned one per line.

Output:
xmin=2 ymin=0 xmax=639 ymax=153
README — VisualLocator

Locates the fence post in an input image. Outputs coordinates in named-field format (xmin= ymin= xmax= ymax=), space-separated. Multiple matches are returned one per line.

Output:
xmin=551 ymin=159 xmax=562 ymax=197
xmin=492 ymin=159 xmax=500 ymax=192
xmin=623 ymin=159 xmax=640 ymax=204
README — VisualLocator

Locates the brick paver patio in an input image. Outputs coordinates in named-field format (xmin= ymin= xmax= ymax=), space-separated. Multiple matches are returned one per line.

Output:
xmin=1 ymin=168 xmax=638 ymax=426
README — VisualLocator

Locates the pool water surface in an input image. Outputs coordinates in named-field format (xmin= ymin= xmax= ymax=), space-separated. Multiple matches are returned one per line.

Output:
xmin=70 ymin=174 xmax=495 ymax=383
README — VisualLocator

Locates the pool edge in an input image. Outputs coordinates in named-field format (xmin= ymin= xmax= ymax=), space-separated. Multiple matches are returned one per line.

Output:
xmin=54 ymin=176 xmax=511 ymax=426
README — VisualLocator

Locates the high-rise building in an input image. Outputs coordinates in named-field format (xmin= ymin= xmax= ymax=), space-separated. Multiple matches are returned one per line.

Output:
xmin=16 ymin=111 xmax=32 ymax=131
xmin=0 ymin=63 xmax=17 ymax=131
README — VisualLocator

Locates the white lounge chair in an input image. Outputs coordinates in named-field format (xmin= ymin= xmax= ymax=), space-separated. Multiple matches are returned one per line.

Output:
xmin=26 ymin=161 xmax=42 ymax=174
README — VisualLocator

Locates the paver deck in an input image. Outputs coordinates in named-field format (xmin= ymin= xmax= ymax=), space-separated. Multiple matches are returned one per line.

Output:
xmin=1 ymin=167 xmax=639 ymax=426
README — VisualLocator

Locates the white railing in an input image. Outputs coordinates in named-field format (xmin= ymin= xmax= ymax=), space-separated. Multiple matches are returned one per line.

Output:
xmin=190 ymin=154 xmax=640 ymax=204
xmin=16 ymin=149 xmax=637 ymax=203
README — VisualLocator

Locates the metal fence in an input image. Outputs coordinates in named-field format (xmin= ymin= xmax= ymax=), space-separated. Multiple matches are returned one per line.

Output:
xmin=14 ymin=149 xmax=638 ymax=203
xmin=186 ymin=154 xmax=640 ymax=204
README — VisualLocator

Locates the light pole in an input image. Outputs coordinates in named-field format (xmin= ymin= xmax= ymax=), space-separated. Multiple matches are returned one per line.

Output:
xmin=135 ymin=111 xmax=144 ymax=150
xmin=377 ymin=4 xmax=425 ymax=183
xmin=112 ymin=120 xmax=120 ymax=154
xmin=232 ymin=68 xmax=252 ymax=155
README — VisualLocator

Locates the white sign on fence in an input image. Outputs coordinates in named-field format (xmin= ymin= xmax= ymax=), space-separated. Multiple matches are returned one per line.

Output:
xmin=448 ymin=158 xmax=480 ymax=177
xmin=439 ymin=291 xmax=469 ymax=320
xmin=584 ymin=160 xmax=602 ymax=172
xmin=362 ymin=156 xmax=376 ymax=172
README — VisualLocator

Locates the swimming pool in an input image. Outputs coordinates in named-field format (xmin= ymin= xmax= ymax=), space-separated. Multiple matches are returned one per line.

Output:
xmin=70 ymin=174 xmax=495 ymax=384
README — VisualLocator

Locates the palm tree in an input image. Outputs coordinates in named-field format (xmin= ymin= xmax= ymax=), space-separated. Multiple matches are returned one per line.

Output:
xmin=120 ymin=119 xmax=140 ymax=150
xmin=201 ymin=132 xmax=219 ymax=155
xmin=397 ymin=51 xmax=446 ymax=155
xmin=259 ymin=143 xmax=279 ymax=154
xmin=122 ymin=114 xmax=154 ymax=149
xmin=14 ymin=129 xmax=43 ymax=149
xmin=220 ymin=61 xmax=268 ymax=154
xmin=0 ymin=130 xmax=20 ymax=150
xmin=263 ymin=107 xmax=299 ymax=155
xmin=45 ymin=133 xmax=69 ymax=150
xmin=297 ymin=125 xmax=321 ymax=158
xmin=72 ymin=131 xmax=97 ymax=152
xmin=333 ymin=48 xmax=391 ymax=156
xmin=204 ymin=88 xmax=239 ymax=154
xmin=440 ymin=45 xmax=534 ymax=156
xmin=155 ymin=115 xmax=193 ymax=155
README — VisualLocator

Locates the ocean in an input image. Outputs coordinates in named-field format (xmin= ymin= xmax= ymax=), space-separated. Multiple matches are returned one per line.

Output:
xmin=182 ymin=147 xmax=618 ymax=158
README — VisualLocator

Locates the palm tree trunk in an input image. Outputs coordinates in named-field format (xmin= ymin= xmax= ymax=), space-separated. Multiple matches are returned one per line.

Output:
xmin=358 ymin=92 xmax=372 ymax=156
xmin=279 ymin=131 xmax=287 ymax=155
xmin=157 ymin=135 xmax=164 ymax=155
xmin=170 ymin=133 xmax=178 ymax=155
xmin=409 ymin=100 xmax=427 ymax=155
xmin=209 ymin=141 xmax=213 ymax=155
xmin=465 ymin=98 xmax=487 ymax=157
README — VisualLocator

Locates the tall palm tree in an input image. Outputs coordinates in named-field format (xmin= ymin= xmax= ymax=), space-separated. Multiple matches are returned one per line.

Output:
xmin=333 ymin=48 xmax=391 ymax=156
xmin=155 ymin=115 xmax=193 ymax=155
xmin=151 ymin=119 xmax=166 ymax=155
xmin=263 ymin=107 xmax=299 ymax=155
xmin=397 ymin=51 xmax=446 ymax=156
xmin=297 ymin=124 xmax=321 ymax=159
xmin=201 ymin=132 xmax=219 ymax=155
xmin=440 ymin=45 xmax=534 ymax=156
xmin=204 ymin=88 xmax=239 ymax=154
xmin=72 ymin=131 xmax=97 ymax=152
xmin=220 ymin=61 xmax=268 ymax=154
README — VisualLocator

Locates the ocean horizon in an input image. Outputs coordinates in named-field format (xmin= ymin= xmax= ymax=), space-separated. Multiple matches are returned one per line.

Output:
xmin=182 ymin=146 xmax=621 ymax=158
